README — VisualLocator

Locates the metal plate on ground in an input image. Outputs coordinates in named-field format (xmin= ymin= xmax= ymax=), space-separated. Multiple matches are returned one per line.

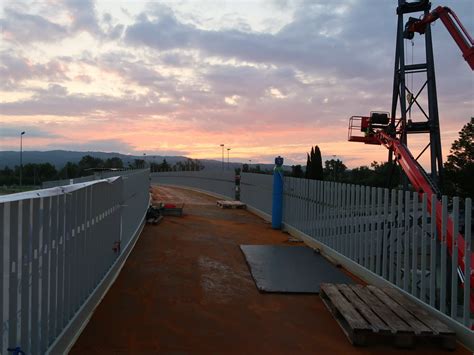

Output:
xmin=240 ymin=245 xmax=354 ymax=293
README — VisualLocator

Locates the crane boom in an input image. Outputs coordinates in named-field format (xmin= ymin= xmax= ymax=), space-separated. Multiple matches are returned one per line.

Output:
xmin=405 ymin=6 xmax=474 ymax=70
xmin=376 ymin=130 xmax=473 ymax=294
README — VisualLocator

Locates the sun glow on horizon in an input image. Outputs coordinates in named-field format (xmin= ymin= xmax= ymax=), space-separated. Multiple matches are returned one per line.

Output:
xmin=1 ymin=0 xmax=472 ymax=169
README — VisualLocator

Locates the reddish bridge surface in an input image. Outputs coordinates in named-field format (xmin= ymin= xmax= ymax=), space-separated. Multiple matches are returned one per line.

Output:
xmin=71 ymin=186 xmax=470 ymax=354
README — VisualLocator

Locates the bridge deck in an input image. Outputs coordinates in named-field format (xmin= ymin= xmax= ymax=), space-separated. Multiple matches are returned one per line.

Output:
xmin=71 ymin=186 xmax=469 ymax=354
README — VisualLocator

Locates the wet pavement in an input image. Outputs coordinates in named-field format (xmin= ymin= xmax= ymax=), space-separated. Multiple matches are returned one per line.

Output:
xmin=71 ymin=185 xmax=470 ymax=354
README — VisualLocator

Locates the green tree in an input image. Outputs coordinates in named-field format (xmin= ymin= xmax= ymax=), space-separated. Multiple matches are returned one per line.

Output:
xmin=133 ymin=159 xmax=146 ymax=169
xmin=291 ymin=165 xmax=304 ymax=178
xmin=306 ymin=145 xmax=323 ymax=180
xmin=371 ymin=161 xmax=400 ymax=188
xmin=159 ymin=159 xmax=171 ymax=171
xmin=349 ymin=166 xmax=372 ymax=185
xmin=78 ymin=155 xmax=104 ymax=174
xmin=193 ymin=159 xmax=204 ymax=171
xmin=104 ymin=157 xmax=124 ymax=169
xmin=19 ymin=163 xmax=57 ymax=185
xmin=346 ymin=161 xmax=400 ymax=188
xmin=305 ymin=153 xmax=310 ymax=178
xmin=60 ymin=162 xmax=80 ymax=179
xmin=444 ymin=118 xmax=474 ymax=198
xmin=0 ymin=166 xmax=16 ymax=185
xmin=324 ymin=159 xmax=347 ymax=182
xmin=37 ymin=163 xmax=57 ymax=183
xmin=183 ymin=158 xmax=204 ymax=171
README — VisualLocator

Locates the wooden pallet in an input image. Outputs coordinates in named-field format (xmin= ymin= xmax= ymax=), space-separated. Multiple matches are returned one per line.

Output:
xmin=216 ymin=200 xmax=246 ymax=209
xmin=320 ymin=283 xmax=456 ymax=350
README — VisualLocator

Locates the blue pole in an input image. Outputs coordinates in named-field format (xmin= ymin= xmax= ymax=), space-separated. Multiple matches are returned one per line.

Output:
xmin=272 ymin=156 xmax=284 ymax=229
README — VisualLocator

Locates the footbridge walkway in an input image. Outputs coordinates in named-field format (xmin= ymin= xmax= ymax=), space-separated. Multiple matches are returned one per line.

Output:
xmin=0 ymin=169 xmax=472 ymax=353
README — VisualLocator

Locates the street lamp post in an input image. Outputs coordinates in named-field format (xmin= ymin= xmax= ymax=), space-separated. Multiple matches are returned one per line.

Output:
xmin=227 ymin=148 xmax=231 ymax=170
xmin=220 ymin=144 xmax=224 ymax=171
xmin=20 ymin=131 xmax=25 ymax=187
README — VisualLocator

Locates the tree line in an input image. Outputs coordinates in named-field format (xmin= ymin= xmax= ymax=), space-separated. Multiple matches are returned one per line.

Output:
xmin=292 ymin=154 xmax=403 ymax=189
xmin=0 ymin=155 xmax=204 ymax=186
xmin=149 ymin=158 xmax=204 ymax=172
xmin=0 ymin=155 xmax=124 ymax=186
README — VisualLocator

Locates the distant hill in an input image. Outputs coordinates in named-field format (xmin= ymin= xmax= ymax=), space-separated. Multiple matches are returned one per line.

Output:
xmin=0 ymin=150 xmax=281 ymax=172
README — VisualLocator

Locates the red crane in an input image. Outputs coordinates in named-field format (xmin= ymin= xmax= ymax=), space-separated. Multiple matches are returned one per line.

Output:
xmin=404 ymin=6 xmax=474 ymax=70
xmin=348 ymin=2 xmax=473 ymax=324
xmin=349 ymin=113 xmax=474 ymax=319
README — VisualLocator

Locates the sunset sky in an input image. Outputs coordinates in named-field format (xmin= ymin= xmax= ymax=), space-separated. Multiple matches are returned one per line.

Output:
xmin=0 ymin=0 xmax=473 ymax=168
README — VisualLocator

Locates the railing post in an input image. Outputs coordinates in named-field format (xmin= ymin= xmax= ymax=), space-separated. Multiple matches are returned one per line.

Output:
xmin=403 ymin=191 xmax=411 ymax=292
xmin=463 ymin=198 xmax=472 ymax=327
xmin=411 ymin=191 xmax=419 ymax=297
xmin=429 ymin=194 xmax=437 ymax=308
xmin=389 ymin=189 xmax=396 ymax=283
xmin=451 ymin=197 xmax=459 ymax=318
xmin=440 ymin=195 xmax=448 ymax=314
xmin=234 ymin=173 xmax=241 ymax=201
xmin=420 ymin=193 xmax=428 ymax=302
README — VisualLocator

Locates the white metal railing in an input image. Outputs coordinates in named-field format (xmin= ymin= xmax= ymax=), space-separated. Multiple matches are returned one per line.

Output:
xmin=41 ymin=168 xmax=143 ymax=189
xmin=0 ymin=169 xmax=149 ymax=354
xmin=282 ymin=177 xmax=472 ymax=329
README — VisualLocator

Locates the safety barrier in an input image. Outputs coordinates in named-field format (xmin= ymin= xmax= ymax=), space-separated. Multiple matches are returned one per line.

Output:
xmin=0 ymin=169 xmax=150 ymax=354
xmin=151 ymin=171 xmax=473 ymax=343
xmin=41 ymin=168 xmax=140 ymax=189
xmin=240 ymin=173 xmax=273 ymax=217
xmin=282 ymin=177 xmax=472 ymax=329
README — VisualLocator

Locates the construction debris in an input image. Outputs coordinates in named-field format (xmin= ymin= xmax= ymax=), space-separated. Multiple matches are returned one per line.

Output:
xmin=161 ymin=203 xmax=184 ymax=216
xmin=216 ymin=200 xmax=246 ymax=209
xmin=146 ymin=205 xmax=163 ymax=224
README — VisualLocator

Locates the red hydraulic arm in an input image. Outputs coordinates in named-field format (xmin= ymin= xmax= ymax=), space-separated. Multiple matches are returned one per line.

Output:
xmin=375 ymin=130 xmax=474 ymax=313
xmin=406 ymin=6 xmax=474 ymax=70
